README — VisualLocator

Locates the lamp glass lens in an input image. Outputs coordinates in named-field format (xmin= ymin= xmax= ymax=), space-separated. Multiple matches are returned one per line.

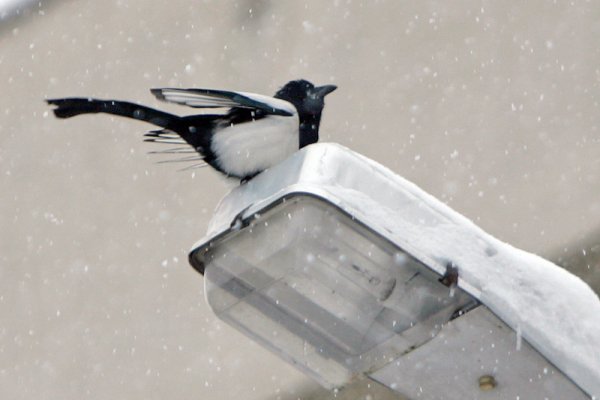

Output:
xmin=201 ymin=195 xmax=473 ymax=388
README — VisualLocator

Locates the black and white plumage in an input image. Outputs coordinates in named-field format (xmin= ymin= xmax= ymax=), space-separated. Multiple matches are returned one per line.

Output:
xmin=46 ymin=79 xmax=336 ymax=181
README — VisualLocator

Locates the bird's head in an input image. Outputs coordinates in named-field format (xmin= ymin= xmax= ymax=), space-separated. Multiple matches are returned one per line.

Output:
xmin=274 ymin=79 xmax=337 ymax=117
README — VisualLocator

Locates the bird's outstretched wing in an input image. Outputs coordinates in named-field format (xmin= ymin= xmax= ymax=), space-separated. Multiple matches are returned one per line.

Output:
xmin=150 ymin=88 xmax=295 ymax=117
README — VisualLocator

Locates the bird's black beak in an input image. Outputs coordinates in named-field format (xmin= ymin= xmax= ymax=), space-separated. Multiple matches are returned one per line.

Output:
xmin=313 ymin=84 xmax=337 ymax=98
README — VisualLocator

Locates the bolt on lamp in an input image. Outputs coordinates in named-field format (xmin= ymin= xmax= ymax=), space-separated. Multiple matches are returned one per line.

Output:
xmin=189 ymin=143 xmax=599 ymax=399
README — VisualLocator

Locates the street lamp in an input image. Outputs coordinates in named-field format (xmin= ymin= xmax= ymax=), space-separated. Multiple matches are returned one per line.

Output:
xmin=189 ymin=143 xmax=599 ymax=399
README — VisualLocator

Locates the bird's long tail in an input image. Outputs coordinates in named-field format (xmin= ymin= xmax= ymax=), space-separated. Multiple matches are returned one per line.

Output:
xmin=46 ymin=98 xmax=178 ymax=129
xmin=46 ymin=98 xmax=212 ymax=169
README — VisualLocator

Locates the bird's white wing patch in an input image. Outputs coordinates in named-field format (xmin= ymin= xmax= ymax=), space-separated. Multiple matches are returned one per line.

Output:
xmin=153 ymin=89 xmax=239 ymax=108
xmin=151 ymin=88 xmax=296 ymax=116
xmin=210 ymin=113 xmax=300 ymax=178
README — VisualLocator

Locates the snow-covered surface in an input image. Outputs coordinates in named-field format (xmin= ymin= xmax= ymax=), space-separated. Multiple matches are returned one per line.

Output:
xmin=203 ymin=143 xmax=600 ymax=398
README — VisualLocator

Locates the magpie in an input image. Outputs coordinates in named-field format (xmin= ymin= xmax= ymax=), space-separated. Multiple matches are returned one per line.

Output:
xmin=46 ymin=79 xmax=336 ymax=181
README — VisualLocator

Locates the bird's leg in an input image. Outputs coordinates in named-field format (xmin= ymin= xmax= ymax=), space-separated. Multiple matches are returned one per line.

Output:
xmin=240 ymin=172 xmax=260 ymax=184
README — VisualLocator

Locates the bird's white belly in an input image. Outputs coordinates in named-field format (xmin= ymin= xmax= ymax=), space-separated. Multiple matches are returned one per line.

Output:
xmin=211 ymin=114 xmax=299 ymax=177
